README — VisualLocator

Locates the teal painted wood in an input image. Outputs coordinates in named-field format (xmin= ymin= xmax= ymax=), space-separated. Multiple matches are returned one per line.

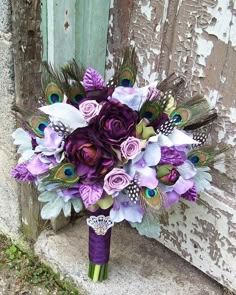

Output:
xmin=41 ymin=0 xmax=48 ymax=61
xmin=42 ymin=0 xmax=111 ymax=75
xmin=75 ymin=0 xmax=111 ymax=77
xmin=46 ymin=0 xmax=76 ymax=65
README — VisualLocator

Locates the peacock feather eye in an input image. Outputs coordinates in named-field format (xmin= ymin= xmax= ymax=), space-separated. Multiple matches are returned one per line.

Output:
xmin=140 ymin=187 xmax=162 ymax=210
xmin=143 ymin=111 xmax=154 ymax=121
xmin=42 ymin=163 xmax=80 ymax=187
xmin=121 ymin=78 xmax=133 ymax=87
xmin=63 ymin=166 xmax=75 ymax=178
xmin=188 ymin=154 xmax=200 ymax=166
xmin=68 ymin=83 xmax=86 ymax=104
xmin=145 ymin=188 xmax=158 ymax=199
xmin=45 ymin=82 xmax=63 ymax=104
xmin=29 ymin=116 xmax=49 ymax=137
xmin=54 ymin=163 xmax=79 ymax=183
xmin=72 ymin=94 xmax=84 ymax=104
xmin=187 ymin=150 xmax=209 ymax=167
xmin=171 ymin=108 xmax=191 ymax=127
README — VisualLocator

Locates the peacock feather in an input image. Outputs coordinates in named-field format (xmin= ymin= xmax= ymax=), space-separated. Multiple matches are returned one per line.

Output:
xmin=13 ymin=106 xmax=49 ymax=138
xmin=61 ymin=60 xmax=86 ymax=106
xmin=43 ymin=162 xmax=80 ymax=187
xmin=117 ymin=47 xmax=137 ymax=87
xmin=41 ymin=62 xmax=65 ymax=105
xmin=188 ymin=146 xmax=229 ymax=167
xmin=170 ymin=95 xmax=217 ymax=130
xmin=140 ymin=187 xmax=163 ymax=211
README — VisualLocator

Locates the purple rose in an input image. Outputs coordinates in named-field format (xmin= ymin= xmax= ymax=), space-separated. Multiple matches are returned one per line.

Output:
xmin=90 ymin=100 xmax=138 ymax=147
xmin=79 ymin=183 xmax=103 ymax=208
xmin=103 ymin=168 xmax=132 ymax=195
xmin=79 ymin=100 xmax=102 ymax=122
xmin=65 ymin=126 xmax=116 ymax=184
xmin=120 ymin=137 xmax=141 ymax=160
xmin=157 ymin=165 xmax=180 ymax=185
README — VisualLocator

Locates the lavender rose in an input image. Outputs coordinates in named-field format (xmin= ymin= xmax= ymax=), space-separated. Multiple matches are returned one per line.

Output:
xmin=79 ymin=100 xmax=102 ymax=122
xmin=103 ymin=168 xmax=132 ymax=195
xmin=65 ymin=126 xmax=116 ymax=184
xmin=90 ymin=100 xmax=138 ymax=147
xmin=120 ymin=137 xmax=141 ymax=160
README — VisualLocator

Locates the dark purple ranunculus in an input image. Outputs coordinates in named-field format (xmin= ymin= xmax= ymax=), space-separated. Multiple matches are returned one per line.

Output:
xmin=65 ymin=126 xmax=116 ymax=184
xmin=90 ymin=100 xmax=138 ymax=147
xmin=182 ymin=185 xmax=198 ymax=201
xmin=159 ymin=146 xmax=185 ymax=166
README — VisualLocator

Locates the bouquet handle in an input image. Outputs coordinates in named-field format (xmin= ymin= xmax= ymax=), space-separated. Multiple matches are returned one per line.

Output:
xmin=87 ymin=207 xmax=113 ymax=282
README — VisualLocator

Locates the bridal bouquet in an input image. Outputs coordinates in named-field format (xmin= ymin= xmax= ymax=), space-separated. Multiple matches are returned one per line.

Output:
xmin=11 ymin=48 xmax=226 ymax=282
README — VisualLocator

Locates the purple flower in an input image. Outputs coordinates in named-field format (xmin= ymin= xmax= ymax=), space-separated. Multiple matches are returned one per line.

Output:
xmin=79 ymin=183 xmax=103 ymax=208
xmin=65 ymin=126 xmax=116 ymax=184
xmin=120 ymin=137 xmax=141 ymax=160
xmin=83 ymin=68 xmax=105 ymax=91
xmin=182 ymin=185 xmax=198 ymax=201
xmin=111 ymin=86 xmax=145 ymax=111
xmin=157 ymin=165 xmax=180 ymax=185
xmin=11 ymin=162 xmax=36 ymax=182
xmin=110 ymin=193 xmax=144 ymax=223
xmin=103 ymin=168 xmax=132 ymax=195
xmin=159 ymin=146 xmax=185 ymax=166
xmin=164 ymin=191 xmax=180 ymax=208
xmin=79 ymin=100 xmax=102 ymax=122
xmin=146 ymin=87 xmax=162 ymax=101
xmin=90 ymin=100 xmax=138 ymax=147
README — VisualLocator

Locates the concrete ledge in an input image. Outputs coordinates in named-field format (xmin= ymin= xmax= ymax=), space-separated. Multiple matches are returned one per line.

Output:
xmin=35 ymin=219 xmax=223 ymax=295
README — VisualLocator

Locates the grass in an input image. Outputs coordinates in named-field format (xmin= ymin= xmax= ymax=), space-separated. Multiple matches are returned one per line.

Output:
xmin=0 ymin=234 xmax=80 ymax=294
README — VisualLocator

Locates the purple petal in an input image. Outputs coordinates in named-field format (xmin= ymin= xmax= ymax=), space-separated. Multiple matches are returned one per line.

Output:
xmin=83 ymin=67 xmax=105 ymax=91
xmin=27 ymin=155 xmax=49 ymax=175
xmin=136 ymin=166 xmax=158 ymax=189
xmin=164 ymin=191 xmax=180 ymax=208
xmin=182 ymin=185 xmax=198 ymax=202
xmin=44 ymin=127 xmax=63 ymax=149
xmin=11 ymin=162 xmax=36 ymax=182
xmin=79 ymin=183 xmax=103 ymax=208
xmin=177 ymin=161 xmax=197 ymax=179
xmin=174 ymin=177 xmax=194 ymax=194
xmin=143 ymin=142 xmax=161 ymax=166
xmin=159 ymin=146 xmax=185 ymax=166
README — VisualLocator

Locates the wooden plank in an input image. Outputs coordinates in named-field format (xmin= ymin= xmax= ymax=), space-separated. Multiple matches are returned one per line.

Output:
xmin=75 ymin=0 xmax=111 ymax=76
xmin=106 ymin=0 xmax=236 ymax=292
xmin=11 ymin=0 xmax=45 ymax=241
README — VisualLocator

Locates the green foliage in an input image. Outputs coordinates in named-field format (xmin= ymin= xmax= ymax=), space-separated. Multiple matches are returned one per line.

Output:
xmin=0 ymin=234 xmax=79 ymax=294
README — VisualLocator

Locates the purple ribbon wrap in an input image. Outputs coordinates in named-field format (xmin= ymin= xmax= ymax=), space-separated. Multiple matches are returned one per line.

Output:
xmin=88 ymin=207 xmax=112 ymax=265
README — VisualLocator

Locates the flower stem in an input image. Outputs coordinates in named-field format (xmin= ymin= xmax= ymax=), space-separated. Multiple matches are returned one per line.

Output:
xmin=88 ymin=262 xmax=108 ymax=282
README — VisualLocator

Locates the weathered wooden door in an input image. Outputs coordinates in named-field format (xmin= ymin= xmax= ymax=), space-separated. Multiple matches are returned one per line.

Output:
xmin=106 ymin=0 xmax=236 ymax=291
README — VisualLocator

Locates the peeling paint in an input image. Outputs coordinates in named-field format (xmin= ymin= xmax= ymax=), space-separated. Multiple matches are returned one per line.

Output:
xmin=205 ymin=0 xmax=236 ymax=47
xmin=196 ymin=36 xmax=213 ymax=66
xmin=140 ymin=1 xmax=152 ymax=21
xmin=228 ymin=107 xmax=236 ymax=123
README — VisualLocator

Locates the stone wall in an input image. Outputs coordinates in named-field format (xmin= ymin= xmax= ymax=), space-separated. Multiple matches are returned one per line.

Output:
xmin=0 ymin=0 xmax=21 ymax=236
